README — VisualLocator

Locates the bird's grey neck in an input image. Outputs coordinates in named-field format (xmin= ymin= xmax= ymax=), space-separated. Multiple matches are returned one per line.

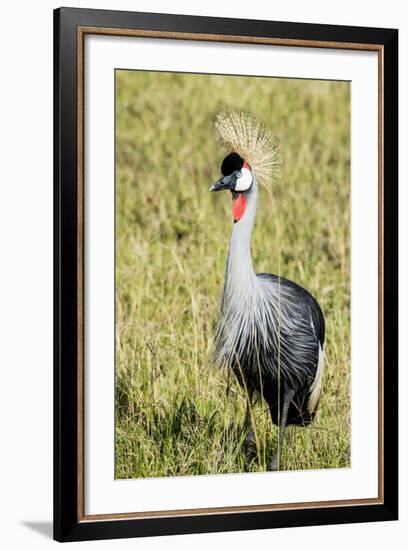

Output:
xmin=226 ymin=183 xmax=258 ymax=288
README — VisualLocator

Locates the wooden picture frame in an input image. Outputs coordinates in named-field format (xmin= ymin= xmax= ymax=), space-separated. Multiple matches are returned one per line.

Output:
xmin=54 ymin=7 xmax=398 ymax=542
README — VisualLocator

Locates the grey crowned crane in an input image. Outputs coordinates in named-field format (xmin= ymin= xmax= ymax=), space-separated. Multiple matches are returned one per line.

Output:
xmin=210 ymin=112 xmax=325 ymax=471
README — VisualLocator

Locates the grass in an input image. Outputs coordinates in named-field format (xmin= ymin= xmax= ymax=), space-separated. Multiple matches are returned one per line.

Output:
xmin=115 ymin=70 xmax=351 ymax=479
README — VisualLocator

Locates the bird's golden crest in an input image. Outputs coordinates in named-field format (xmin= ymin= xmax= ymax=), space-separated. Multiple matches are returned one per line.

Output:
xmin=215 ymin=111 xmax=280 ymax=188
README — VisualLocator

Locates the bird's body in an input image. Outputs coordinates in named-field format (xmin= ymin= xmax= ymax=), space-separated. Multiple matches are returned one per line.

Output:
xmin=213 ymin=177 xmax=325 ymax=429
xmin=210 ymin=113 xmax=325 ymax=469
xmin=217 ymin=271 xmax=325 ymax=427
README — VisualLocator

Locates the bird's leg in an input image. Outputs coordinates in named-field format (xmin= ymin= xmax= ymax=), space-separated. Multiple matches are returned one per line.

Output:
xmin=243 ymin=390 xmax=257 ymax=462
xmin=268 ymin=388 xmax=295 ymax=471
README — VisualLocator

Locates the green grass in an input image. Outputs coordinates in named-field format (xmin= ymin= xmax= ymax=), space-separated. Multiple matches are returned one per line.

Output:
xmin=115 ymin=70 xmax=351 ymax=479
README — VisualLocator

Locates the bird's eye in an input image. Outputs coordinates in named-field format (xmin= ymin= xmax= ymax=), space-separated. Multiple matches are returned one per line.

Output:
xmin=236 ymin=172 xmax=242 ymax=178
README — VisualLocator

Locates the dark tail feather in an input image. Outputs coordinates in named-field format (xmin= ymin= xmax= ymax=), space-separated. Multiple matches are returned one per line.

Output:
xmin=269 ymin=389 xmax=315 ymax=427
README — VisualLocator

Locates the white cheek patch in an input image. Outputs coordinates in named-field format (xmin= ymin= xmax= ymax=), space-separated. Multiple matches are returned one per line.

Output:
xmin=234 ymin=167 xmax=253 ymax=191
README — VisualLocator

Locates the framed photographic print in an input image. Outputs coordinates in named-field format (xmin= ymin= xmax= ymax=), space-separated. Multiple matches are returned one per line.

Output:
xmin=54 ymin=7 xmax=398 ymax=542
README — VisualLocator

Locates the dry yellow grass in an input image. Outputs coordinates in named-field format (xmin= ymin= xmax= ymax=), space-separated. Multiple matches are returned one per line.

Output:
xmin=115 ymin=70 xmax=350 ymax=479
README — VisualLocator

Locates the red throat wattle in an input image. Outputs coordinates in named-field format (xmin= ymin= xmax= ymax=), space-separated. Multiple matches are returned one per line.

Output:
xmin=232 ymin=194 xmax=247 ymax=222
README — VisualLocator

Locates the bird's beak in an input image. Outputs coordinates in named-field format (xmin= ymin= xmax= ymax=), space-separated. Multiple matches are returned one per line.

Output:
xmin=209 ymin=175 xmax=234 ymax=192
